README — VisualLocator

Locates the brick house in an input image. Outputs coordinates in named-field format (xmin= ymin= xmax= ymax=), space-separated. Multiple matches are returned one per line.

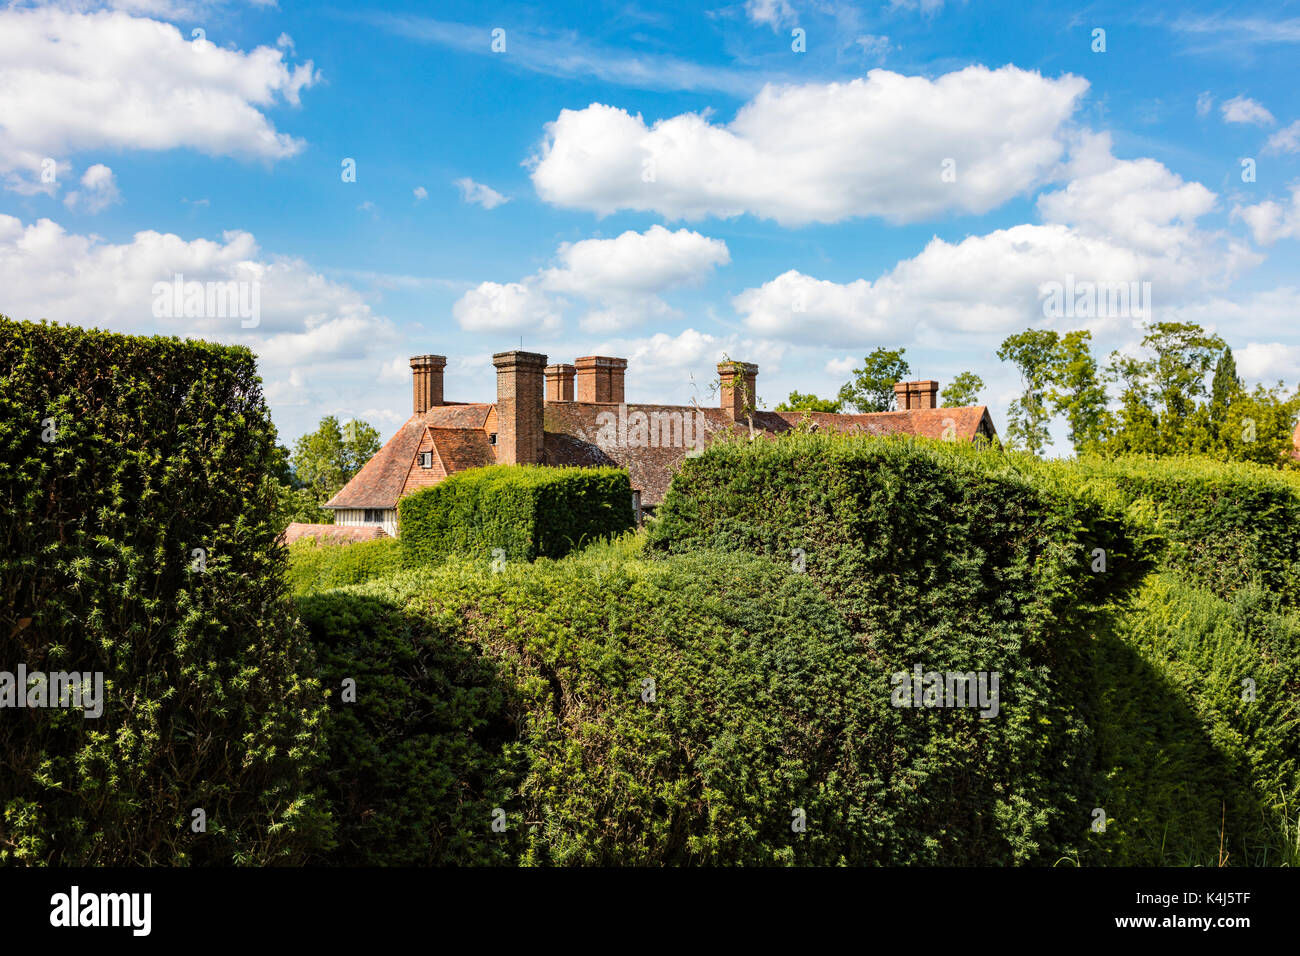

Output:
xmin=318 ymin=350 xmax=998 ymax=537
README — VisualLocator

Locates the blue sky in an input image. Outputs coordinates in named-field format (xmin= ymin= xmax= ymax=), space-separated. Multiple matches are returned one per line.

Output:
xmin=2 ymin=0 xmax=1299 ymax=452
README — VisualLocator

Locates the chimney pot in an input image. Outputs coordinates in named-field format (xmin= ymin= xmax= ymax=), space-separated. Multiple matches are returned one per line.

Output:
xmin=545 ymin=363 xmax=576 ymax=402
xmin=493 ymin=350 xmax=547 ymax=465
xmin=575 ymin=355 xmax=627 ymax=404
xmin=717 ymin=360 xmax=759 ymax=421
xmin=410 ymin=354 xmax=447 ymax=414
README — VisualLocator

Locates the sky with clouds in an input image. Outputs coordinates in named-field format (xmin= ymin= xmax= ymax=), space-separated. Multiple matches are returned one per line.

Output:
xmin=2 ymin=0 xmax=1299 ymax=452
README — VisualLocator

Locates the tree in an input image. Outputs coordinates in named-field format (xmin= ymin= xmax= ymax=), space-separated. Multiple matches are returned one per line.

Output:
xmin=940 ymin=372 xmax=985 ymax=408
xmin=776 ymin=391 xmax=843 ymax=413
xmin=1141 ymin=321 xmax=1226 ymax=425
xmin=996 ymin=330 xmax=1059 ymax=455
xmin=1047 ymin=330 xmax=1109 ymax=452
xmin=837 ymin=347 xmax=911 ymax=412
xmin=292 ymin=416 xmax=382 ymax=504
xmin=1210 ymin=346 xmax=1241 ymax=426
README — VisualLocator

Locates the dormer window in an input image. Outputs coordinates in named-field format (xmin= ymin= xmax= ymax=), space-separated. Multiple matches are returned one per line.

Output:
xmin=419 ymin=451 xmax=433 ymax=469
xmin=488 ymin=433 xmax=497 ymax=445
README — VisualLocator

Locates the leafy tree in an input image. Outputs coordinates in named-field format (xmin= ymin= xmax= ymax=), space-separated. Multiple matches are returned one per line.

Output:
xmin=292 ymin=415 xmax=382 ymax=504
xmin=1210 ymin=346 xmax=1241 ymax=426
xmin=1141 ymin=321 xmax=1226 ymax=425
xmin=939 ymin=372 xmax=985 ymax=408
xmin=776 ymin=391 xmax=843 ymax=413
xmin=837 ymin=347 xmax=911 ymax=412
xmin=1048 ymin=330 xmax=1110 ymax=452
xmin=997 ymin=330 xmax=1059 ymax=455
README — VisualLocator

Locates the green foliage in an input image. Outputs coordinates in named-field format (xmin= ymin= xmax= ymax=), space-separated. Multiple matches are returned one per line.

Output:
xmin=648 ymin=432 xmax=1150 ymax=863
xmin=1049 ymin=330 xmax=1109 ymax=451
xmin=399 ymin=465 xmax=635 ymax=567
xmin=299 ymin=550 xmax=938 ymax=865
xmin=286 ymin=538 xmax=403 ymax=596
xmin=291 ymin=415 xmax=381 ymax=504
xmin=836 ymin=347 xmax=911 ymax=412
xmin=0 ymin=316 xmax=331 ymax=865
xmin=997 ymin=329 xmax=1060 ymax=455
xmin=939 ymin=371 xmax=984 ymax=408
xmin=1210 ymin=346 xmax=1241 ymax=426
xmin=1086 ymin=574 xmax=1300 ymax=865
xmin=775 ymin=390 xmax=842 ymax=412
xmin=1047 ymin=456 xmax=1300 ymax=606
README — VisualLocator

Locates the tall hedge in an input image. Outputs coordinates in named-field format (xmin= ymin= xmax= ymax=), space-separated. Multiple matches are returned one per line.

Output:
xmin=297 ymin=551 xmax=913 ymax=865
xmin=1055 ymin=457 xmax=1300 ymax=606
xmin=399 ymin=464 xmax=634 ymax=566
xmin=647 ymin=433 xmax=1150 ymax=862
xmin=286 ymin=537 xmax=403 ymax=596
xmin=0 ymin=317 xmax=330 ymax=865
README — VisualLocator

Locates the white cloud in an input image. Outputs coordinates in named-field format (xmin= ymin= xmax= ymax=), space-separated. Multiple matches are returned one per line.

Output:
xmin=825 ymin=355 xmax=857 ymax=376
xmin=1196 ymin=91 xmax=1214 ymax=117
xmin=0 ymin=214 xmax=395 ymax=354
xmin=413 ymin=186 xmax=428 ymax=200
xmin=0 ymin=7 xmax=318 ymax=192
xmin=1265 ymin=120 xmax=1300 ymax=154
xmin=454 ymin=226 xmax=730 ymax=334
xmin=1234 ymin=186 xmax=1300 ymax=245
xmin=1235 ymin=341 xmax=1300 ymax=385
xmin=62 ymin=163 xmax=121 ymax=213
xmin=452 ymin=281 xmax=563 ymax=333
xmin=454 ymin=177 xmax=509 ymax=209
xmin=855 ymin=34 xmax=892 ymax=60
xmin=529 ymin=65 xmax=1090 ymax=226
xmin=1221 ymin=95 xmax=1275 ymax=126
xmin=733 ymin=142 xmax=1255 ymax=347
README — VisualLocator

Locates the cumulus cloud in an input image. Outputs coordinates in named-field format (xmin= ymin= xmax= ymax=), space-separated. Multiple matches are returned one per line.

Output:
xmin=62 ymin=163 xmax=121 ymax=213
xmin=454 ymin=177 xmax=509 ymax=209
xmin=1234 ymin=186 xmax=1300 ymax=245
xmin=413 ymin=186 xmax=428 ymax=200
xmin=1221 ymin=95 xmax=1275 ymax=126
xmin=529 ymin=65 xmax=1090 ymax=226
xmin=452 ymin=281 xmax=563 ymax=333
xmin=0 ymin=214 xmax=395 ymax=356
xmin=733 ymin=140 xmax=1255 ymax=347
xmin=453 ymin=226 xmax=730 ymax=334
xmin=0 ymin=6 xmax=318 ymax=192
xmin=745 ymin=0 xmax=796 ymax=30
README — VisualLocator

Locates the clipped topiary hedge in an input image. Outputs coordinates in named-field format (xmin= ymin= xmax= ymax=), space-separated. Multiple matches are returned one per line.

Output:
xmin=1057 ymin=456 xmax=1300 ymax=606
xmin=399 ymin=464 xmax=634 ymax=567
xmin=0 ymin=317 xmax=331 ymax=865
xmin=646 ymin=432 xmax=1150 ymax=862
xmin=298 ymin=551 xmax=912 ymax=865
xmin=286 ymin=537 xmax=403 ymax=596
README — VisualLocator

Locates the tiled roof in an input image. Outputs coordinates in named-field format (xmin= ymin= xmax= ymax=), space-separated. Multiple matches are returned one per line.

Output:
xmin=429 ymin=427 xmax=495 ymax=472
xmin=282 ymin=523 xmax=388 ymax=545
xmin=767 ymin=406 xmax=996 ymax=441
xmin=324 ymin=414 xmax=425 ymax=509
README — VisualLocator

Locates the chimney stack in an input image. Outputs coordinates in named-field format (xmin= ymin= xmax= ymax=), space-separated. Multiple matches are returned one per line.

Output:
xmin=575 ymin=355 xmax=627 ymax=404
xmin=893 ymin=380 xmax=940 ymax=410
xmin=545 ymin=363 xmax=575 ymax=402
xmin=493 ymin=350 xmax=547 ymax=465
xmin=410 ymin=354 xmax=447 ymax=414
xmin=718 ymin=360 xmax=759 ymax=421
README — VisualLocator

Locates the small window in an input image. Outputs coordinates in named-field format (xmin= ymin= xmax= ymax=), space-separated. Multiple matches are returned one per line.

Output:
xmin=419 ymin=451 xmax=433 ymax=469
xmin=488 ymin=433 xmax=497 ymax=445
xmin=363 ymin=509 xmax=384 ymax=524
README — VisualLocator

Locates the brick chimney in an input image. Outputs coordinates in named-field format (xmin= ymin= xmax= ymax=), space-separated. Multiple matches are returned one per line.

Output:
xmin=493 ymin=350 xmax=546 ymax=465
xmin=718 ymin=360 xmax=758 ymax=421
xmin=410 ymin=354 xmax=446 ymax=414
xmin=575 ymin=356 xmax=627 ymax=403
xmin=893 ymin=380 xmax=939 ymax=410
xmin=545 ymin=363 xmax=575 ymax=402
